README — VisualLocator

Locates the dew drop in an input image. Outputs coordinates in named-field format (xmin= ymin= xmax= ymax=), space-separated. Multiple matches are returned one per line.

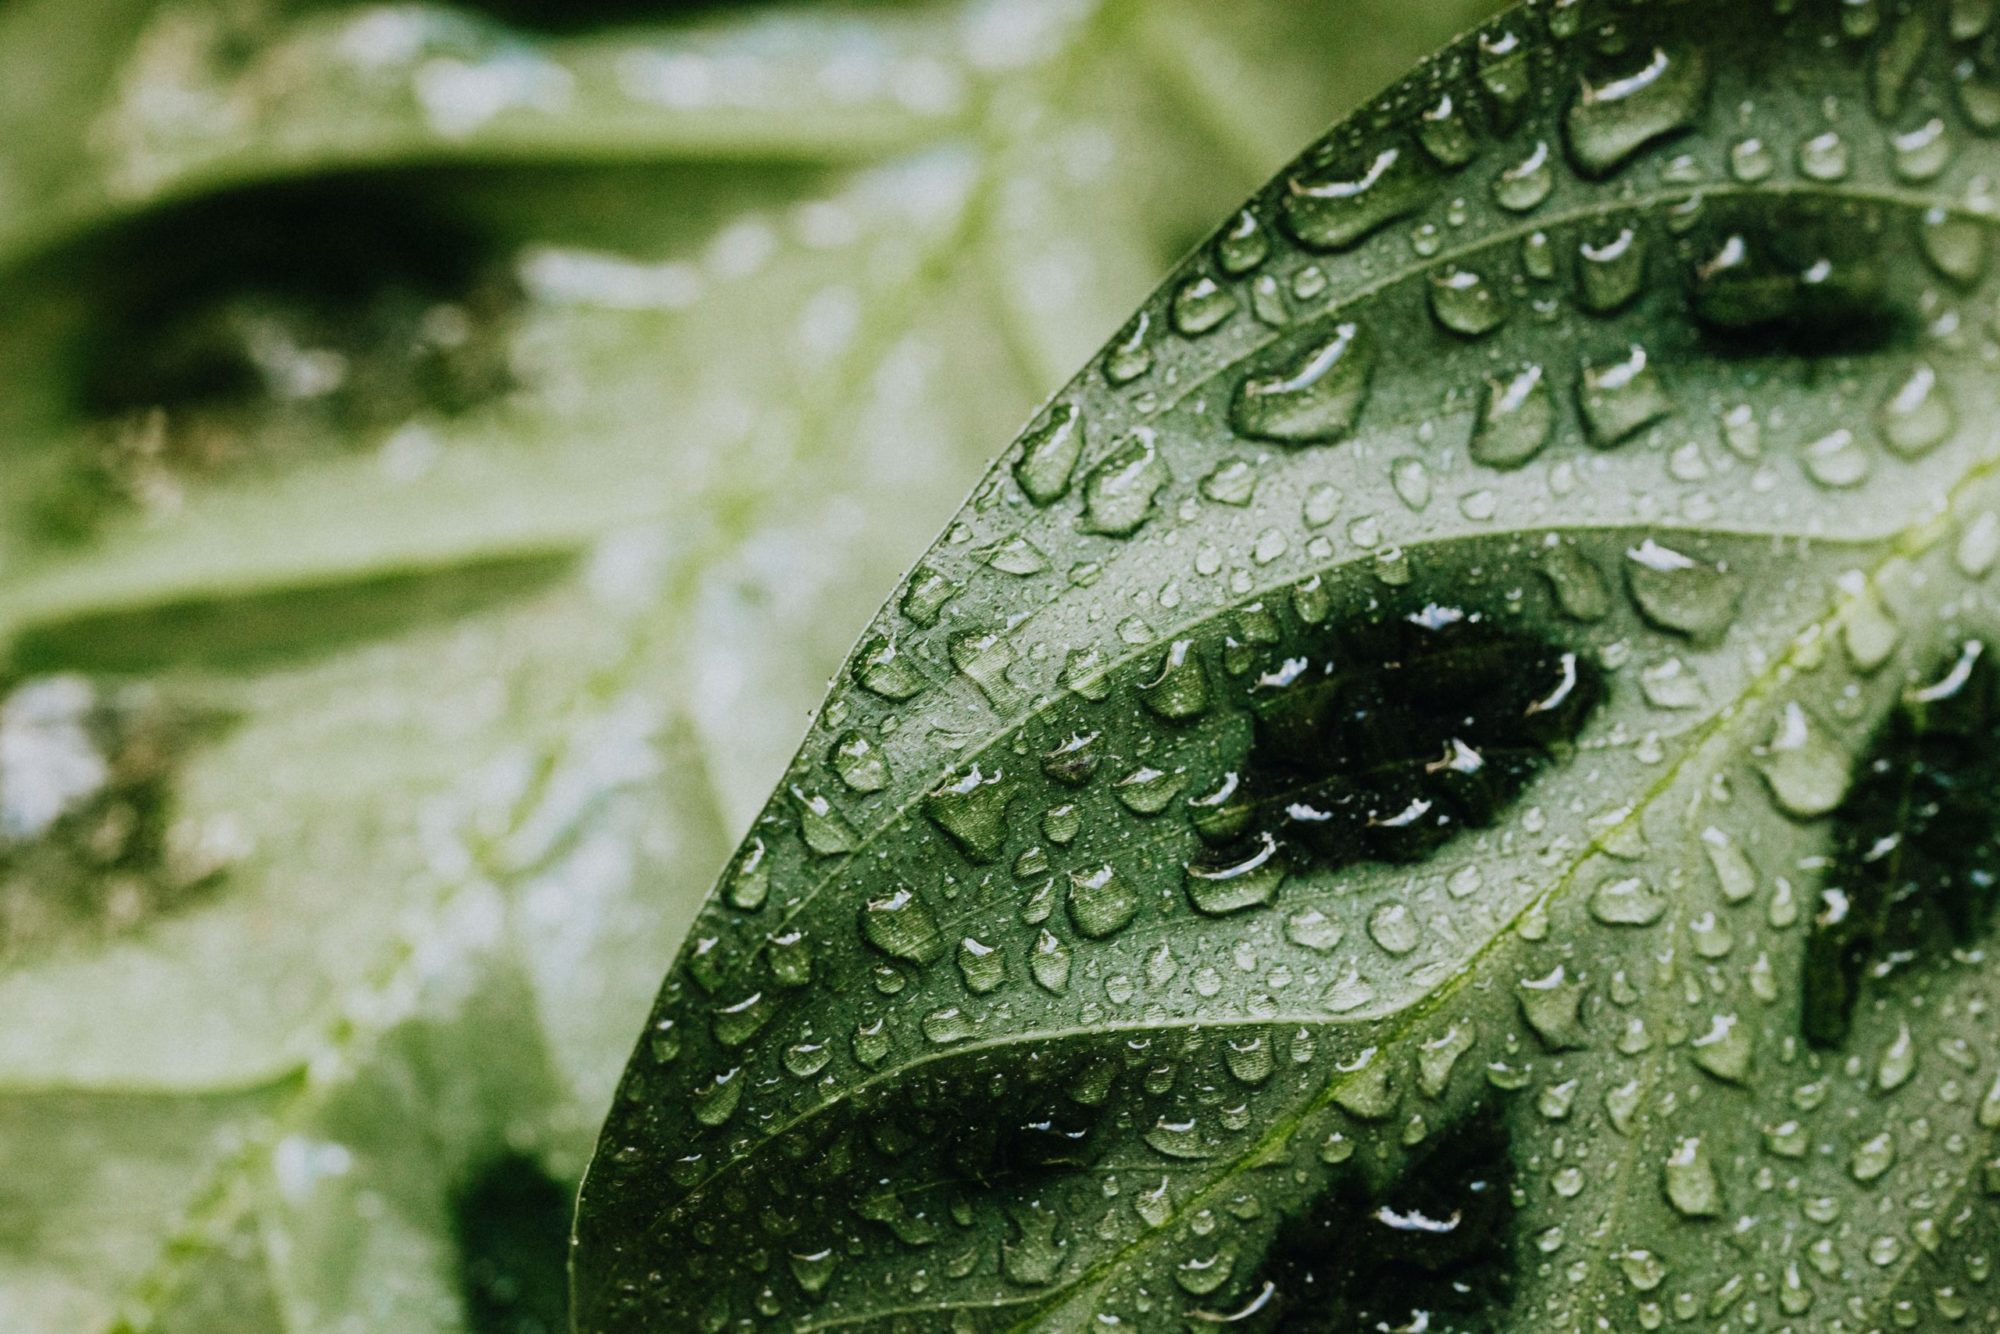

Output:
xmin=1014 ymin=403 xmax=1085 ymax=506
xmin=1471 ymin=365 xmax=1555 ymax=469
xmin=1755 ymin=702 xmax=1851 ymax=820
xmin=1624 ymin=540 xmax=1741 ymax=642
xmin=1579 ymin=345 xmax=1672 ymax=446
xmin=1493 ymin=139 xmax=1555 ymax=212
xmin=1662 ymin=1136 xmax=1723 ymax=1217
xmin=1878 ymin=363 xmax=1955 ymax=457
xmin=1081 ymin=429 xmax=1170 ymax=535
xmin=1565 ymin=47 xmax=1709 ymax=177
xmin=1428 ymin=266 xmax=1507 ymax=336
xmin=1230 ymin=323 xmax=1378 ymax=444
xmin=860 ymin=887 xmax=946 ymax=965
xmin=1282 ymin=146 xmax=1428 ymax=252
xmin=1068 ymin=863 xmax=1140 ymax=939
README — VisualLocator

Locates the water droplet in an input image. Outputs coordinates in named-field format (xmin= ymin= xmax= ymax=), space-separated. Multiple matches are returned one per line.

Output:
xmin=1891 ymin=117 xmax=1953 ymax=183
xmin=1030 ymin=929 xmax=1070 ymax=993
xmin=1469 ymin=365 xmax=1554 ymax=470
xmin=1116 ymin=765 xmax=1185 ymax=815
xmin=1417 ymin=1021 xmax=1476 ymax=1099
xmin=1878 ymin=363 xmax=1955 ymax=457
xmin=1850 ymin=1130 xmax=1897 ymax=1183
xmin=1701 ymin=827 xmax=1758 ymax=904
xmin=724 ymin=838 xmax=769 ymax=911
xmin=1624 ymin=539 xmax=1741 ymax=642
xmin=926 ymin=765 xmax=1012 ymax=861
xmin=1223 ymin=1033 xmax=1275 ymax=1086
xmin=1690 ymin=1013 xmax=1753 ymax=1084
xmin=1565 ymin=47 xmax=1710 ymax=177
xmin=1104 ymin=311 xmax=1154 ymax=384
xmin=1216 ymin=209 xmax=1270 ymax=275
xmin=1918 ymin=207 xmax=1989 ymax=286
xmin=1579 ymin=226 xmax=1646 ymax=313
xmin=1417 ymin=91 xmax=1477 ymax=167
xmin=1871 ymin=13 xmax=1931 ymax=119
xmin=1068 ymin=863 xmax=1139 ymax=938
xmin=1390 ymin=456 xmax=1433 ymax=511
xmin=1756 ymin=702 xmax=1850 ymax=819
xmin=1141 ymin=639 xmax=1209 ymax=720
xmin=1804 ymin=428 xmax=1871 ymax=490
xmin=1282 ymin=146 xmax=1427 ymax=251
xmin=1367 ymin=902 xmax=1421 ymax=954
xmin=1081 ymin=429 xmax=1170 ymax=536
xmin=1797 ymin=131 xmax=1852 ymax=182
xmin=1662 ymin=1136 xmax=1723 ymax=1217
xmin=1590 ymin=875 xmax=1666 ymax=926
xmin=1230 ymin=323 xmax=1378 ymax=444
xmin=1201 ymin=457 xmax=1258 ymax=506
xmin=1876 ymin=1021 xmax=1917 ymax=1091
xmin=830 ymin=731 xmax=889 ymax=793
xmin=853 ymin=634 xmax=925 ymax=700
xmin=923 ymin=1006 xmax=975 ymax=1045
xmin=1539 ymin=537 xmax=1611 ymax=621
xmin=1493 ymin=139 xmax=1555 ymax=212
xmin=1285 ymin=907 xmax=1344 ymax=952
xmin=1579 ymin=345 xmax=1672 ymax=445
xmin=1144 ymin=1117 xmax=1210 ymax=1160
xmin=767 ymin=929 xmax=812 ymax=988
xmin=1014 ymin=403 xmax=1085 ymax=506
xmin=691 ymin=1066 xmax=744 ymax=1127
xmin=956 ymin=936 xmax=1005 ymax=994
xmin=1517 ymin=964 xmax=1588 ymax=1050
xmin=791 ymin=787 xmax=858 ymax=855
xmin=1428 ymin=266 xmax=1507 ymax=336
xmin=1186 ymin=832 xmax=1284 ymax=916
xmin=1173 ymin=273 xmax=1238 ymax=337
xmin=978 ymin=534 xmax=1049 ymax=576
xmin=861 ymin=887 xmax=946 ymax=964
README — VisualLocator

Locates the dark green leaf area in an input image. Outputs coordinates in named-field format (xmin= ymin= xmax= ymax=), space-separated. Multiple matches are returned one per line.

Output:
xmin=1223 ymin=610 xmax=1601 ymax=876
xmin=37 ymin=176 xmax=517 ymax=538
xmin=1245 ymin=1109 xmax=1514 ymax=1333
xmin=453 ymin=1153 xmax=573 ymax=1334
xmin=1687 ymin=197 xmax=1916 ymax=361
xmin=1805 ymin=640 xmax=2000 ymax=1048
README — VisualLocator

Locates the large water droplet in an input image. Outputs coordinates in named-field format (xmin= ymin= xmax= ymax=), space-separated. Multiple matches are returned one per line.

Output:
xmin=1230 ymin=323 xmax=1378 ymax=444
xmin=1081 ymin=429 xmax=1170 ymax=535
xmin=1282 ymin=146 xmax=1427 ymax=251
xmin=1624 ymin=540 xmax=1741 ymax=642
xmin=1015 ymin=403 xmax=1085 ymax=506
xmin=1565 ymin=47 xmax=1710 ymax=177
xmin=1471 ymin=365 xmax=1555 ymax=469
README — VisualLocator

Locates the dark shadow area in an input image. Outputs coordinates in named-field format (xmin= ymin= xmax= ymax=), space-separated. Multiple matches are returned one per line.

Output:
xmin=1240 ymin=1109 xmax=1516 ymax=1332
xmin=1687 ymin=199 xmax=1913 ymax=361
xmin=1209 ymin=609 xmax=1601 ymax=873
xmin=1804 ymin=640 xmax=2000 ymax=1047
xmin=453 ymin=1153 xmax=574 ymax=1334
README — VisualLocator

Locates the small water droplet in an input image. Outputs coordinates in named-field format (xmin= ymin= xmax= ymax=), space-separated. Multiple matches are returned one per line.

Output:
xmin=1471 ymin=364 xmax=1555 ymax=469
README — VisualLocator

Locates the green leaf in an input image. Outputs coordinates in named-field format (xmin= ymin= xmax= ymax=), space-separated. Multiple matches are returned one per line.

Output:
xmin=576 ymin=0 xmax=2000 ymax=1328
xmin=0 ymin=0 xmax=1497 ymax=1328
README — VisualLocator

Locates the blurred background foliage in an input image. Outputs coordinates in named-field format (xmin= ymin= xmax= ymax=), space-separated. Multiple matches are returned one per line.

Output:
xmin=0 ymin=0 xmax=1501 ymax=1329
